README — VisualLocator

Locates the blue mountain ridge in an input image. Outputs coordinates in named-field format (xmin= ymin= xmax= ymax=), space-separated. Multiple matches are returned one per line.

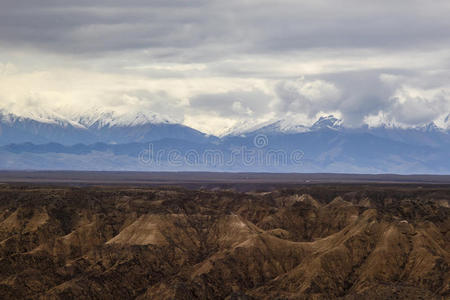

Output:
xmin=0 ymin=112 xmax=449 ymax=173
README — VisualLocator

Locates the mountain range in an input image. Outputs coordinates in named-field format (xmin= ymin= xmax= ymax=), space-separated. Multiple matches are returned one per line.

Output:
xmin=0 ymin=108 xmax=212 ymax=145
xmin=0 ymin=109 xmax=449 ymax=173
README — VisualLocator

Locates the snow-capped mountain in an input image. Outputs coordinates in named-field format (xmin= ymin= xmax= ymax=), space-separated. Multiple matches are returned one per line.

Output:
xmin=440 ymin=114 xmax=450 ymax=131
xmin=310 ymin=115 xmax=342 ymax=131
xmin=224 ymin=114 xmax=448 ymax=137
xmin=1 ymin=109 xmax=450 ymax=173
xmin=73 ymin=107 xmax=174 ymax=129
xmin=0 ymin=109 xmax=92 ymax=145
xmin=252 ymin=119 xmax=310 ymax=135
xmin=218 ymin=119 xmax=269 ymax=137
xmin=0 ymin=109 xmax=211 ymax=145
xmin=223 ymin=115 xmax=343 ymax=137
xmin=219 ymin=118 xmax=310 ymax=137
xmin=0 ymin=107 xmax=84 ymax=128
xmin=363 ymin=122 xmax=450 ymax=149
xmin=222 ymin=114 xmax=450 ymax=151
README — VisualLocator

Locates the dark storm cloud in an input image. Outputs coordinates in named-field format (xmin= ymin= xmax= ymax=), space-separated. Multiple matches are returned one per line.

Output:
xmin=1 ymin=0 xmax=450 ymax=56
xmin=0 ymin=0 xmax=218 ymax=55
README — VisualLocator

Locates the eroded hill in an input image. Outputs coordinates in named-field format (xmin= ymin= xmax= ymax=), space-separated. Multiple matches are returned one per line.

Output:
xmin=0 ymin=185 xmax=448 ymax=299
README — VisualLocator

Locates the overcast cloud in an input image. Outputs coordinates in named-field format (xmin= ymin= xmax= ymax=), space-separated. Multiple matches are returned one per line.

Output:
xmin=0 ymin=0 xmax=449 ymax=134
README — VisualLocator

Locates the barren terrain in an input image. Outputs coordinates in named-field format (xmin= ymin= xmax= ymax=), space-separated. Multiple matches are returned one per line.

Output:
xmin=0 ymin=183 xmax=448 ymax=299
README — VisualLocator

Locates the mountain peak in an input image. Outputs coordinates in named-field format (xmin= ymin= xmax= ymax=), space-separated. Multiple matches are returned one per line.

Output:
xmin=222 ymin=115 xmax=343 ymax=137
xmin=416 ymin=122 xmax=446 ymax=133
xmin=444 ymin=114 xmax=450 ymax=130
xmin=311 ymin=115 xmax=342 ymax=131
xmin=75 ymin=108 xmax=174 ymax=129
xmin=269 ymin=118 xmax=310 ymax=134
xmin=0 ymin=109 xmax=16 ymax=124
xmin=0 ymin=108 xmax=85 ymax=129
xmin=222 ymin=116 xmax=311 ymax=137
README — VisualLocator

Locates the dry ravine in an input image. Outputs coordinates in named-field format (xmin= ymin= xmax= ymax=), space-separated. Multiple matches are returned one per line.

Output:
xmin=0 ymin=185 xmax=448 ymax=299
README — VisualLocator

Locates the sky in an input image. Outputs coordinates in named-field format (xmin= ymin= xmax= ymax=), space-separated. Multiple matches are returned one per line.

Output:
xmin=0 ymin=0 xmax=450 ymax=134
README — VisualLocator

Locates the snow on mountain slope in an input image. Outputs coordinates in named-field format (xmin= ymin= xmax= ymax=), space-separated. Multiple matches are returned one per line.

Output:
xmin=417 ymin=122 xmax=442 ymax=133
xmin=223 ymin=115 xmax=341 ymax=137
xmin=0 ymin=109 xmax=93 ymax=145
xmin=224 ymin=113 xmax=450 ymax=137
xmin=438 ymin=114 xmax=450 ymax=131
xmin=1 ymin=108 xmax=450 ymax=173
xmin=0 ymin=108 xmax=211 ymax=145
xmin=73 ymin=107 xmax=175 ymax=129
xmin=310 ymin=115 xmax=342 ymax=131
xmin=218 ymin=119 xmax=278 ymax=137
xmin=254 ymin=119 xmax=310 ymax=135
xmin=0 ymin=108 xmax=86 ymax=129
xmin=1 ymin=105 xmax=449 ymax=148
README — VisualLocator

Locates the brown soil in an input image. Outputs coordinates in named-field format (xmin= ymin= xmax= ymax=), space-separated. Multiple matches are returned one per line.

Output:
xmin=0 ymin=184 xmax=448 ymax=299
